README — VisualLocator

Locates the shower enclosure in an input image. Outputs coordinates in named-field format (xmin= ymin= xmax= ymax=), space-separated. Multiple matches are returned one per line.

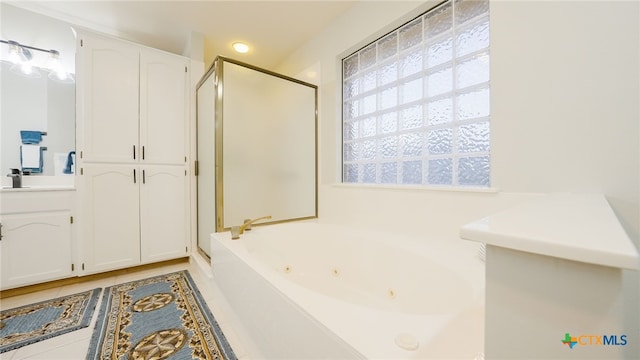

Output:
xmin=196 ymin=57 xmax=317 ymax=258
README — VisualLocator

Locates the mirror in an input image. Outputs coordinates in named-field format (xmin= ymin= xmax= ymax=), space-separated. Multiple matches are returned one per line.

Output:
xmin=196 ymin=57 xmax=317 ymax=256
xmin=1 ymin=63 xmax=75 ymax=176
xmin=0 ymin=4 xmax=76 ymax=177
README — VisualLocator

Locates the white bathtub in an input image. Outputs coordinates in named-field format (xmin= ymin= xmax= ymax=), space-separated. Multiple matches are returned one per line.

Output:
xmin=211 ymin=222 xmax=485 ymax=359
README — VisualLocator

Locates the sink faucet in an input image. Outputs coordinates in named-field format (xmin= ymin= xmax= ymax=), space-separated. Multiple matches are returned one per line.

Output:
xmin=231 ymin=215 xmax=272 ymax=240
xmin=7 ymin=169 xmax=22 ymax=188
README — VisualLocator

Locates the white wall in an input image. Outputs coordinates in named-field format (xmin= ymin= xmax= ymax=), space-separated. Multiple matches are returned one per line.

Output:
xmin=278 ymin=0 xmax=639 ymax=356
xmin=275 ymin=1 xmax=538 ymax=240
xmin=491 ymin=1 xmax=639 ymax=237
xmin=279 ymin=0 xmax=639 ymax=239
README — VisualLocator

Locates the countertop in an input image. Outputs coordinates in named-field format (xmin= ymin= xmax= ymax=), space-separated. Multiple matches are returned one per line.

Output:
xmin=460 ymin=193 xmax=639 ymax=270
xmin=0 ymin=175 xmax=74 ymax=192
xmin=1 ymin=186 xmax=75 ymax=192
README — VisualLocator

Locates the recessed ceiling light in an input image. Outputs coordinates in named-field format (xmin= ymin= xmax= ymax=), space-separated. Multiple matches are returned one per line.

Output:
xmin=232 ymin=42 xmax=249 ymax=53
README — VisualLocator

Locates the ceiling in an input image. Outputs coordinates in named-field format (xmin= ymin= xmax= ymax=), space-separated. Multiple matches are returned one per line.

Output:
xmin=5 ymin=0 xmax=358 ymax=69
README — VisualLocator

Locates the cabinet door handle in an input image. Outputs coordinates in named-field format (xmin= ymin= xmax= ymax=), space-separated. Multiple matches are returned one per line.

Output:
xmin=133 ymin=169 xmax=137 ymax=183
xmin=143 ymin=169 xmax=146 ymax=184
xmin=0 ymin=222 xmax=3 ymax=241
xmin=133 ymin=145 xmax=136 ymax=160
xmin=142 ymin=146 xmax=145 ymax=160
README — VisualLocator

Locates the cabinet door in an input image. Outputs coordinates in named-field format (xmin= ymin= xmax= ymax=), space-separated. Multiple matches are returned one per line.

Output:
xmin=0 ymin=212 xmax=72 ymax=289
xmin=79 ymin=34 xmax=140 ymax=163
xmin=139 ymin=165 xmax=188 ymax=263
xmin=81 ymin=164 xmax=140 ymax=273
xmin=139 ymin=50 xmax=188 ymax=165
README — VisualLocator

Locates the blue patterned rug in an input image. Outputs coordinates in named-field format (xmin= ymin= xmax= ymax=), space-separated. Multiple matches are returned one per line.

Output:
xmin=86 ymin=270 xmax=236 ymax=360
xmin=0 ymin=288 xmax=101 ymax=353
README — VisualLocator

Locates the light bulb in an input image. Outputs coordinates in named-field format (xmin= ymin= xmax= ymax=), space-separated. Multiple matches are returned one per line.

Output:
xmin=232 ymin=42 xmax=249 ymax=53
xmin=46 ymin=50 xmax=74 ymax=83
xmin=7 ymin=45 xmax=21 ymax=64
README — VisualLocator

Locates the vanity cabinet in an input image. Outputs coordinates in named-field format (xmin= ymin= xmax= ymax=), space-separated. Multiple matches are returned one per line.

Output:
xmin=76 ymin=30 xmax=189 ymax=275
xmin=0 ymin=191 xmax=74 ymax=290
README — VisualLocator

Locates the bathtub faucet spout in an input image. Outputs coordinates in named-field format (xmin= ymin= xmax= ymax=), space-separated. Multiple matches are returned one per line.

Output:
xmin=231 ymin=215 xmax=272 ymax=239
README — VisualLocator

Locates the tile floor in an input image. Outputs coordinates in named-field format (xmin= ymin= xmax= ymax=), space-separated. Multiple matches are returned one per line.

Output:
xmin=0 ymin=257 xmax=249 ymax=360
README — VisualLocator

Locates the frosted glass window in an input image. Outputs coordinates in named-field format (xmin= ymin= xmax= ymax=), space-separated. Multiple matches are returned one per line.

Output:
xmin=344 ymin=121 xmax=358 ymax=141
xmin=428 ymin=158 xmax=453 ymax=184
xmin=381 ymin=162 xmax=398 ymax=183
xmin=380 ymin=87 xmax=398 ymax=110
xmin=401 ymin=133 xmax=423 ymax=157
xmin=427 ymin=38 xmax=453 ymax=67
xmin=378 ymin=33 xmax=398 ymax=60
xmin=362 ymin=140 xmax=376 ymax=159
xmin=401 ymin=78 xmax=423 ymax=104
xmin=362 ymin=163 xmax=377 ymax=183
xmin=363 ymin=71 xmax=376 ymax=92
xmin=380 ymin=112 xmax=398 ymax=133
xmin=344 ymin=163 xmax=358 ymax=182
xmin=378 ymin=62 xmax=398 ymax=86
xmin=427 ymin=128 xmax=453 ymax=155
xmin=400 ymin=105 xmax=423 ymax=130
xmin=362 ymin=117 xmax=377 ymax=138
xmin=381 ymin=136 xmax=398 ymax=158
xmin=360 ymin=44 xmax=377 ymax=70
xmin=342 ymin=0 xmax=490 ymax=187
xmin=399 ymin=18 xmax=423 ymax=50
xmin=402 ymin=160 xmax=422 ymax=184
xmin=400 ymin=51 xmax=423 ymax=77
xmin=427 ymin=67 xmax=453 ymax=97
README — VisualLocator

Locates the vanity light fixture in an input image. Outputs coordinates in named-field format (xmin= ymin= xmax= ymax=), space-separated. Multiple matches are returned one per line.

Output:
xmin=5 ymin=40 xmax=41 ymax=78
xmin=232 ymin=42 xmax=249 ymax=54
xmin=1 ymin=39 xmax=73 ymax=83
xmin=6 ymin=40 xmax=22 ymax=65
xmin=47 ymin=50 xmax=74 ymax=84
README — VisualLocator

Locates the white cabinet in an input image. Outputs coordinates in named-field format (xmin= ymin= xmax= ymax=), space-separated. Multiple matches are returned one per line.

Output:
xmin=77 ymin=31 xmax=189 ymax=274
xmin=0 ymin=191 xmax=74 ymax=290
xmin=78 ymin=35 xmax=140 ymax=164
xmin=78 ymin=34 xmax=188 ymax=165
xmin=81 ymin=164 xmax=187 ymax=273
xmin=80 ymin=165 xmax=140 ymax=273
xmin=140 ymin=166 xmax=188 ymax=262
xmin=140 ymin=51 xmax=188 ymax=165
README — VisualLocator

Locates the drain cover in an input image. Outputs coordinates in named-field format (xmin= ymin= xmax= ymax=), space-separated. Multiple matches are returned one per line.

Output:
xmin=395 ymin=332 xmax=419 ymax=351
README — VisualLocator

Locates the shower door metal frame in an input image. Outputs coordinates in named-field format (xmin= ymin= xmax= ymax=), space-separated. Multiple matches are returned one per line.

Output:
xmin=195 ymin=56 xmax=318 ymax=257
